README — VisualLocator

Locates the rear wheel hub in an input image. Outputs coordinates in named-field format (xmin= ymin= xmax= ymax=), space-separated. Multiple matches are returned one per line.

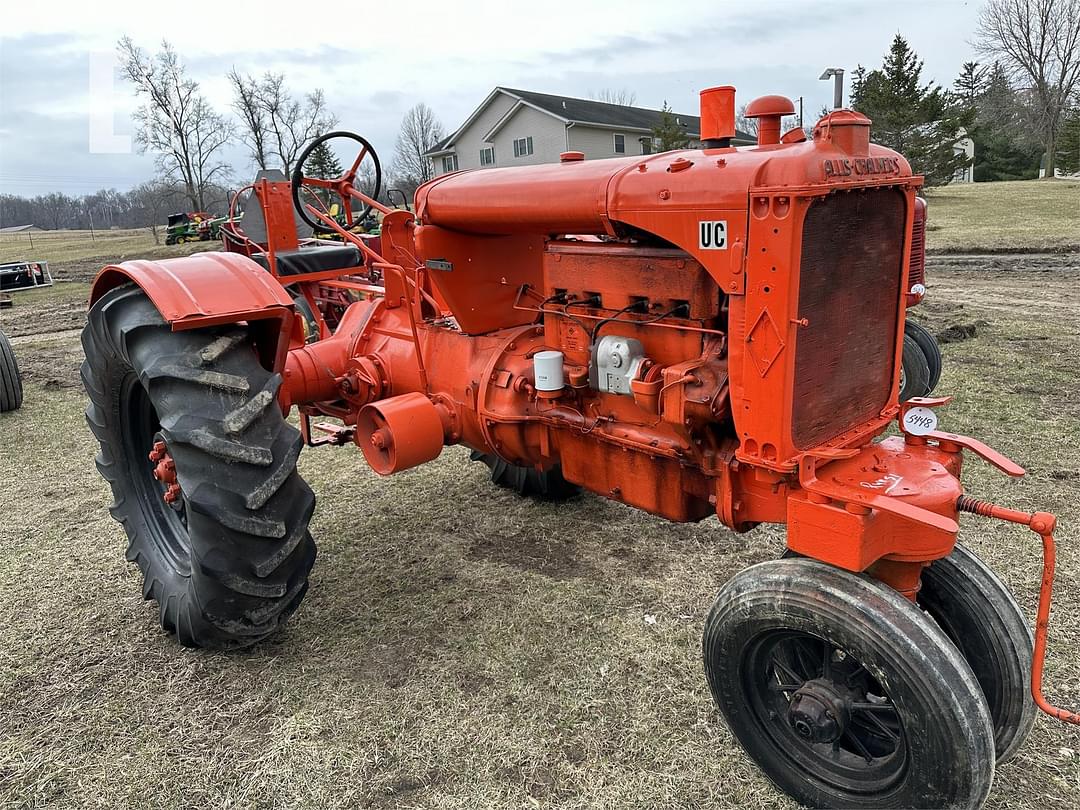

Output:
xmin=149 ymin=438 xmax=182 ymax=504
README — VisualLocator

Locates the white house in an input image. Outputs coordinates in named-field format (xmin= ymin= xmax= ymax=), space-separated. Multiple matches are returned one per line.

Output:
xmin=426 ymin=87 xmax=756 ymax=175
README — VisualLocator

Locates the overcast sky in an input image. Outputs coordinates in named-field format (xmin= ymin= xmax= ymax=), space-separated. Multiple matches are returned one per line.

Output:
xmin=0 ymin=0 xmax=983 ymax=198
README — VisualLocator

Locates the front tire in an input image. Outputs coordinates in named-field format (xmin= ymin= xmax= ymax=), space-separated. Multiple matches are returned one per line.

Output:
xmin=918 ymin=543 xmax=1036 ymax=763
xmin=81 ymin=286 xmax=317 ymax=649
xmin=905 ymin=320 xmax=942 ymax=393
xmin=703 ymin=558 xmax=994 ymax=809
xmin=899 ymin=333 xmax=930 ymax=401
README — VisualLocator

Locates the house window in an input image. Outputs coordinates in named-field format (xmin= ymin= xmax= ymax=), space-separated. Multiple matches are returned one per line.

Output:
xmin=640 ymin=137 xmax=654 ymax=155
xmin=613 ymin=133 xmax=626 ymax=154
xmin=442 ymin=155 xmax=458 ymax=172
xmin=480 ymin=146 xmax=495 ymax=166
xmin=513 ymin=136 xmax=533 ymax=158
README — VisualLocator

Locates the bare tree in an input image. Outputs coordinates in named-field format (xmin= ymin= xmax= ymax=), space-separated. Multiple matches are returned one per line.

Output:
xmin=392 ymin=103 xmax=445 ymax=191
xmin=736 ymin=104 xmax=759 ymax=138
xmin=39 ymin=193 xmax=75 ymax=230
xmin=591 ymin=88 xmax=638 ymax=106
xmin=228 ymin=70 xmax=337 ymax=175
xmin=118 ymin=38 xmax=231 ymax=210
xmin=131 ymin=180 xmax=179 ymax=244
xmin=228 ymin=70 xmax=269 ymax=171
xmin=736 ymin=103 xmax=800 ymax=140
xmin=975 ymin=0 xmax=1080 ymax=177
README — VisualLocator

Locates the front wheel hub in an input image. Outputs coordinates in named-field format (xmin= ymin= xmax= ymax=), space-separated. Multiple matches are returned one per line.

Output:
xmin=788 ymin=678 xmax=850 ymax=743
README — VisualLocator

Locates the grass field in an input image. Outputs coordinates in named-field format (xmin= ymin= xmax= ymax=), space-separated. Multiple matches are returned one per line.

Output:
xmin=1 ymin=244 xmax=1079 ymax=806
xmin=925 ymin=179 xmax=1080 ymax=253
xmin=0 ymin=229 xmax=212 ymax=274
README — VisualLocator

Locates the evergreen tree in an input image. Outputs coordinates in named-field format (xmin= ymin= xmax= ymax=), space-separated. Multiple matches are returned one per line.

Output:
xmin=306 ymin=141 xmax=344 ymax=180
xmin=1057 ymin=104 xmax=1080 ymax=175
xmin=851 ymin=35 xmax=974 ymax=186
xmin=849 ymin=65 xmax=868 ymax=105
xmin=651 ymin=102 xmax=690 ymax=151
xmin=953 ymin=62 xmax=988 ymax=108
xmin=304 ymin=141 xmax=345 ymax=210
xmin=969 ymin=63 xmax=1042 ymax=181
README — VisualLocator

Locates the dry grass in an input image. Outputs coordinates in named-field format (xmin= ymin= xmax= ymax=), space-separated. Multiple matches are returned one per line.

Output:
xmin=0 ymin=230 xmax=213 ymax=269
xmin=925 ymin=179 xmax=1080 ymax=254
xmin=0 ymin=256 xmax=1079 ymax=808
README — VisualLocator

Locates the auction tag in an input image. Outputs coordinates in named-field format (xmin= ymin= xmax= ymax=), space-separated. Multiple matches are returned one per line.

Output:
xmin=902 ymin=406 xmax=938 ymax=436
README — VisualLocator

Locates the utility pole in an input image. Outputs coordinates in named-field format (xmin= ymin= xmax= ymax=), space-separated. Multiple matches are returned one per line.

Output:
xmin=797 ymin=96 xmax=804 ymax=129
xmin=819 ymin=68 xmax=845 ymax=109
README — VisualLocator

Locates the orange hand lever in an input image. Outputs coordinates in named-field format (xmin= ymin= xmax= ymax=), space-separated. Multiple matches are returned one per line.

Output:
xmin=928 ymin=431 xmax=1026 ymax=478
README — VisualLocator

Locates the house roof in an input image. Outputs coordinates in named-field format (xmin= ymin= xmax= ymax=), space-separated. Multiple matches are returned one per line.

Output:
xmin=0 ymin=224 xmax=40 ymax=233
xmin=425 ymin=87 xmax=755 ymax=155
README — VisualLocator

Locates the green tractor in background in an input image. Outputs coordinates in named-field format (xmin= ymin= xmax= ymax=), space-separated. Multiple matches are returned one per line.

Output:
xmin=165 ymin=212 xmax=207 ymax=244
xmin=165 ymin=212 xmax=232 ymax=245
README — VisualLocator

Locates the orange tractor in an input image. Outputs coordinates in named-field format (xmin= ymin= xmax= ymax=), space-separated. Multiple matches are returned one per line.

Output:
xmin=81 ymin=87 xmax=1076 ymax=808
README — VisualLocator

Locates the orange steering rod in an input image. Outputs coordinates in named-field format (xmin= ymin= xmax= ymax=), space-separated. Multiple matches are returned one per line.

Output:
xmin=957 ymin=496 xmax=1080 ymax=726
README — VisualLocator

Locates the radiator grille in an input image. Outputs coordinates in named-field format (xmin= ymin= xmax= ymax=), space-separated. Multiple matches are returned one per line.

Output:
xmin=791 ymin=189 xmax=906 ymax=449
xmin=908 ymin=196 xmax=927 ymax=290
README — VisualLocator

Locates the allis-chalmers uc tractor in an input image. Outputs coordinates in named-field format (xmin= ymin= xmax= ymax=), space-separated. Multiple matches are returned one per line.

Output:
xmin=81 ymin=88 xmax=1078 ymax=808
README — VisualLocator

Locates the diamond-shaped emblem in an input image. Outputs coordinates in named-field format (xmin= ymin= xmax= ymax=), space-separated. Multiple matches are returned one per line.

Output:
xmin=746 ymin=308 xmax=785 ymax=376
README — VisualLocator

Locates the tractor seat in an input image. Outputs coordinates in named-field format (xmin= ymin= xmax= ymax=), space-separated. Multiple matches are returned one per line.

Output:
xmin=251 ymin=244 xmax=362 ymax=277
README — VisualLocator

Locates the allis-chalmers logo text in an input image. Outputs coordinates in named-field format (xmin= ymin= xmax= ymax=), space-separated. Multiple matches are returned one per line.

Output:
xmin=822 ymin=156 xmax=901 ymax=179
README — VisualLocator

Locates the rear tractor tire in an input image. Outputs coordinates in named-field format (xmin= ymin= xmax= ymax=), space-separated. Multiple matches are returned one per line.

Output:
xmin=470 ymin=450 xmax=580 ymax=500
xmin=0 ymin=330 xmax=23 ymax=412
xmin=703 ymin=558 xmax=995 ymax=809
xmin=81 ymin=286 xmax=317 ymax=649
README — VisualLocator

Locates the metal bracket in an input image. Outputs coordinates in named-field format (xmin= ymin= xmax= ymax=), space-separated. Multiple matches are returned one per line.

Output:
xmin=299 ymin=412 xmax=354 ymax=447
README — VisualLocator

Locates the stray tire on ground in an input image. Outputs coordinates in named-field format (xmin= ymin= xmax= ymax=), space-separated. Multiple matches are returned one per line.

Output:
xmin=81 ymin=285 xmax=317 ymax=649
xmin=0 ymin=330 xmax=23 ymax=412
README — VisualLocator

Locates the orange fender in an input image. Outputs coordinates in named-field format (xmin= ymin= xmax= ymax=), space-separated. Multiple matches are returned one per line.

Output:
xmin=90 ymin=252 xmax=295 ymax=371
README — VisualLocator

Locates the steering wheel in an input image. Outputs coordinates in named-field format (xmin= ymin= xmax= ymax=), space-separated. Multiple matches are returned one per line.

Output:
xmin=291 ymin=130 xmax=382 ymax=233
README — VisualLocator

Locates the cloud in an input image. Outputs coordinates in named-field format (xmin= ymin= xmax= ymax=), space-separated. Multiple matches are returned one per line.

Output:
xmin=0 ymin=0 xmax=980 ymax=197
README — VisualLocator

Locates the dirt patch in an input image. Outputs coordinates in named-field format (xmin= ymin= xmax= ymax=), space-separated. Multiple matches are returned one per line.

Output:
xmin=47 ymin=258 xmax=108 ymax=283
xmin=15 ymin=337 xmax=84 ymax=390
xmin=365 ymin=769 xmax=445 ymax=808
xmin=936 ymin=319 xmax=990 ymax=344
xmin=467 ymin=530 xmax=593 ymax=579
xmin=0 ymin=284 xmax=88 ymax=339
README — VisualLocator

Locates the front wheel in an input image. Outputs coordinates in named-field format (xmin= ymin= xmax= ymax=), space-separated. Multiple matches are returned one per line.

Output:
xmin=899 ymin=333 xmax=930 ymax=401
xmin=703 ymin=558 xmax=994 ymax=809
xmin=905 ymin=320 xmax=942 ymax=393
xmin=918 ymin=544 xmax=1035 ymax=763
xmin=81 ymin=286 xmax=317 ymax=649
